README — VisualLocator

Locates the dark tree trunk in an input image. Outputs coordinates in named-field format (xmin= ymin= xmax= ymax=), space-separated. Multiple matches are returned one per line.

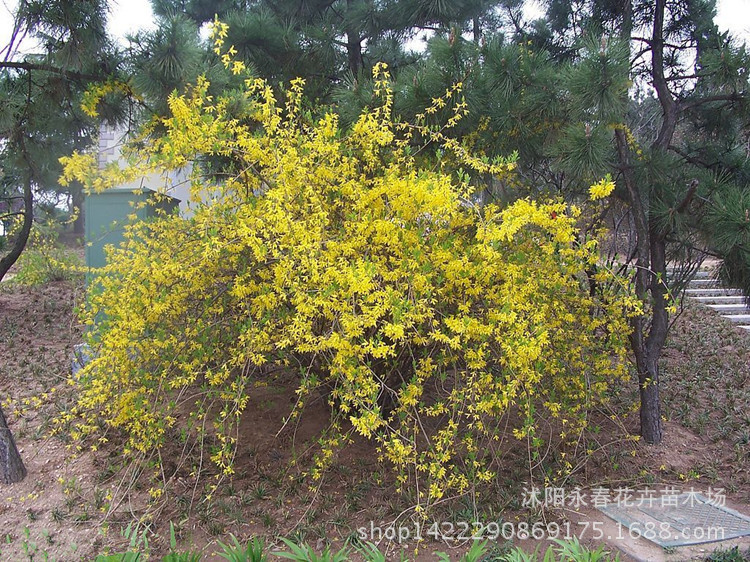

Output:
xmin=0 ymin=173 xmax=33 ymax=283
xmin=641 ymin=222 xmax=669 ymax=443
xmin=346 ymin=32 xmax=362 ymax=76
xmin=0 ymin=403 xmax=27 ymax=484
xmin=610 ymin=0 xmax=680 ymax=445
xmin=637 ymin=357 xmax=662 ymax=444
xmin=71 ymin=183 xmax=85 ymax=236
xmin=615 ymin=127 xmax=665 ymax=444
xmin=651 ymin=0 xmax=678 ymax=152
xmin=345 ymin=0 xmax=363 ymax=76
xmin=630 ymin=0 xmax=679 ymax=445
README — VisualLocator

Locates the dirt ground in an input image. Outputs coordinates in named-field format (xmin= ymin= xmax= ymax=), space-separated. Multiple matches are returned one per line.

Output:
xmin=0 ymin=275 xmax=749 ymax=561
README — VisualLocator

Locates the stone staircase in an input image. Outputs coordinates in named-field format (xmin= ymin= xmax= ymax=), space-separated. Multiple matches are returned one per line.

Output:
xmin=682 ymin=267 xmax=750 ymax=331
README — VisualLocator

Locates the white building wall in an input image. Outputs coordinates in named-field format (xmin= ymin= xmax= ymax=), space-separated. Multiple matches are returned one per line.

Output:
xmin=98 ymin=125 xmax=193 ymax=216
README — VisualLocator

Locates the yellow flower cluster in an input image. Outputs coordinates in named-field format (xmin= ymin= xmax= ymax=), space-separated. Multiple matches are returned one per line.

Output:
xmin=589 ymin=174 xmax=616 ymax=200
xmin=80 ymin=79 xmax=139 ymax=118
xmin=60 ymin=41 xmax=638 ymax=511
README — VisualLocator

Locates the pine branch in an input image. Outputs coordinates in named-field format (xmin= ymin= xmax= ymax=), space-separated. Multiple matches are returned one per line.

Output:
xmin=665 ymin=73 xmax=707 ymax=81
xmin=0 ymin=60 xmax=102 ymax=82
xmin=675 ymin=179 xmax=699 ymax=214
xmin=0 ymin=211 xmax=26 ymax=220
xmin=651 ymin=0 xmax=678 ymax=152
xmin=680 ymin=92 xmax=743 ymax=111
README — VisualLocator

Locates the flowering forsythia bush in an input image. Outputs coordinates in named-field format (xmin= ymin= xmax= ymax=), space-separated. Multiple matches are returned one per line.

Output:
xmin=59 ymin=26 xmax=637 ymax=510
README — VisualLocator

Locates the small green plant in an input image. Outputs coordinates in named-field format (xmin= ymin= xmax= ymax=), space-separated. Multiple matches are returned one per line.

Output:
xmin=18 ymin=526 xmax=55 ymax=561
xmin=95 ymin=521 xmax=152 ymax=562
xmin=500 ymin=538 xmax=620 ymax=562
xmin=252 ymin=484 xmax=269 ymax=501
xmin=163 ymin=522 xmax=202 ymax=562
xmin=706 ymin=546 xmax=750 ymax=562
xmin=94 ymin=522 xmax=203 ymax=562
xmin=261 ymin=513 xmax=275 ymax=528
xmin=9 ymin=220 xmax=82 ymax=286
xmin=95 ymin=554 xmax=141 ymax=562
xmin=355 ymin=541 xmax=385 ymax=562
xmin=50 ymin=507 xmax=66 ymax=522
xmin=163 ymin=554 xmax=202 ymax=562
xmin=216 ymin=535 xmax=267 ymax=562
xmin=274 ymin=538 xmax=349 ymax=562
xmin=435 ymin=540 xmax=490 ymax=562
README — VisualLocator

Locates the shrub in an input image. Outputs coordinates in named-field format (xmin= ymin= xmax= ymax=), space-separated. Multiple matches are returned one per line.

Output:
xmin=9 ymin=220 xmax=82 ymax=286
xmin=59 ymin=27 xmax=638 ymax=511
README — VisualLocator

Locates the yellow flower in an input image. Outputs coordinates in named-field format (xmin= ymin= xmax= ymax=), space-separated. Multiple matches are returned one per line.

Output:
xmin=58 ymin=40 xmax=636 ymax=517
xmin=589 ymin=174 xmax=616 ymax=200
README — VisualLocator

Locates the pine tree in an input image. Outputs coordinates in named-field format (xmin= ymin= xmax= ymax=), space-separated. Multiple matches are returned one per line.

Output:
xmin=1 ymin=0 xmax=120 ymax=279
xmin=479 ymin=0 xmax=750 ymax=444
xmin=610 ymin=0 xmax=749 ymax=444
xmin=148 ymin=0 xmax=496 ymax=101
xmin=0 ymin=0 xmax=120 ymax=483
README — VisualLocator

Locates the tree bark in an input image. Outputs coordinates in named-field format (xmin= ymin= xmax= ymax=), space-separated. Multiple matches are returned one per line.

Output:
xmin=345 ymin=0 xmax=363 ymax=76
xmin=0 ymin=403 xmax=27 ymax=484
xmin=628 ymin=0 xmax=681 ymax=445
xmin=0 ymin=173 xmax=33 ymax=283
xmin=637 ymin=356 xmax=662 ymax=444
xmin=615 ymin=127 xmax=664 ymax=444
xmin=473 ymin=16 xmax=482 ymax=43
xmin=346 ymin=31 xmax=362 ymax=76
xmin=640 ymin=222 xmax=669 ymax=444
xmin=651 ymin=0 xmax=678 ymax=152
xmin=71 ymin=182 xmax=85 ymax=236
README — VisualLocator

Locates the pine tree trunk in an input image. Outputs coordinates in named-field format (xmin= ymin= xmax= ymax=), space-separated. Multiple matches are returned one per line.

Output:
xmin=0 ymin=173 xmax=33 ymax=283
xmin=630 ymin=0 xmax=675 ymax=446
xmin=634 ymin=340 xmax=663 ymax=444
xmin=641 ymin=229 xmax=669 ymax=444
xmin=615 ymin=128 xmax=666 ymax=445
xmin=638 ymin=360 xmax=662 ymax=444
xmin=345 ymin=0 xmax=362 ymax=76
xmin=0 ymin=403 xmax=27 ymax=484
xmin=71 ymin=183 xmax=84 ymax=236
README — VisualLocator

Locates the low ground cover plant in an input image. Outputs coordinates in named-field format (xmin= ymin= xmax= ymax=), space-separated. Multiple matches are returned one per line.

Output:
xmin=7 ymin=220 xmax=82 ymax=286
xmin=93 ymin=533 xmax=623 ymax=562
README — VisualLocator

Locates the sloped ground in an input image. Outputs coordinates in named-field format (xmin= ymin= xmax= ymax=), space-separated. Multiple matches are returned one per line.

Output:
xmin=660 ymin=300 xmax=750 ymax=500
xmin=0 ymin=273 xmax=748 ymax=560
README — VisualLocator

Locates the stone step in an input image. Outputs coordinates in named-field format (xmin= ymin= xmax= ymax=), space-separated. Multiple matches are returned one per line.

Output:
xmin=685 ymin=288 xmax=743 ymax=296
xmin=687 ymin=278 xmax=721 ymax=287
xmin=738 ymin=325 xmax=750 ymax=331
xmin=691 ymin=295 xmax=747 ymax=304
xmin=721 ymin=314 xmax=750 ymax=323
xmin=707 ymin=303 xmax=750 ymax=313
xmin=667 ymin=263 xmax=718 ymax=271
xmin=689 ymin=270 xmax=715 ymax=280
